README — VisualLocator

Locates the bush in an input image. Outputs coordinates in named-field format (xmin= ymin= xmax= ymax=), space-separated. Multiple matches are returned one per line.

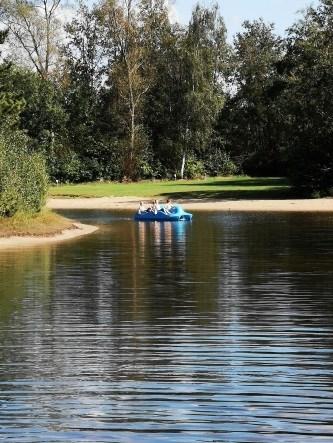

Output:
xmin=205 ymin=148 xmax=238 ymax=176
xmin=185 ymin=156 xmax=206 ymax=179
xmin=0 ymin=131 xmax=48 ymax=217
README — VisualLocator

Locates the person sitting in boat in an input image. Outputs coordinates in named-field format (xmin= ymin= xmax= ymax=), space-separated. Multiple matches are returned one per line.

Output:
xmin=152 ymin=199 xmax=161 ymax=214
xmin=138 ymin=201 xmax=147 ymax=214
xmin=162 ymin=199 xmax=173 ymax=214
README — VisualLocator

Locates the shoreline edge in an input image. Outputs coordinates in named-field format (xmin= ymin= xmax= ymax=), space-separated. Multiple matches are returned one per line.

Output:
xmin=0 ymin=222 xmax=98 ymax=249
xmin=47 ymin=197 xmax=333 ymax=213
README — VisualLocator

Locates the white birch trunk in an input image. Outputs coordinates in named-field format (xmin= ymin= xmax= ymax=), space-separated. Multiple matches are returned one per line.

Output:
xmin=180 ymin=152 xmax=186 ymax=179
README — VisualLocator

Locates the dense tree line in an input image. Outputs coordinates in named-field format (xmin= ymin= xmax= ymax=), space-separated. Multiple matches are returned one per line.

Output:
xmin=0 ymin=0 xmax=332 ymax=196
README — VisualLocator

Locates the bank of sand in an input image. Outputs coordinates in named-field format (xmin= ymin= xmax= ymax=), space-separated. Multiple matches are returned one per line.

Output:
xmin=48 ymin=197 xmax=333 ymax=213
xmin=0 ymin=222 xmax=98 ymax=250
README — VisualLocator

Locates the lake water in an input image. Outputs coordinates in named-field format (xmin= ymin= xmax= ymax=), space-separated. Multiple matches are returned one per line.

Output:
xmin=1 ymin=210 xmax=333 ymax=442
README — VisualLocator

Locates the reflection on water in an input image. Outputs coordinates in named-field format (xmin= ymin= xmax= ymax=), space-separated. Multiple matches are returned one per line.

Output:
xmin=1 ymin=211 xmax=333 ymax=442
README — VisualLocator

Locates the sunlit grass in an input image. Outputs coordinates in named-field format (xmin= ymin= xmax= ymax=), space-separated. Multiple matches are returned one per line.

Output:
xmin=50 ymin=176 xmax=291 ymax=200
xmin=0 ymin=210 xmax=74 ymax=237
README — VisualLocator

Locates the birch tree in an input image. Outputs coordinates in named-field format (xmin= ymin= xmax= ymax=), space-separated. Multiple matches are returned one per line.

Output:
xmin=99 ymin=0 xmax=153 ymax=180
xmin=179 ymin=4 xmax=228 ymax=178
xmin=0 ymin=0 xmax=62 ymax=79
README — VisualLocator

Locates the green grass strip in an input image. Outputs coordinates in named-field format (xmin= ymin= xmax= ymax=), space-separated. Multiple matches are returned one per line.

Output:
xmin=50 ymin=176 xmax=291 ymax=200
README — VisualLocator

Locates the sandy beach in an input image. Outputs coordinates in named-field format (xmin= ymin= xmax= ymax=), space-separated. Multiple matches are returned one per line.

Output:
xmin=0 ymin=222 xmax=98 ymax=249
xmin=48 ymin=197 xmax=333 ymax=213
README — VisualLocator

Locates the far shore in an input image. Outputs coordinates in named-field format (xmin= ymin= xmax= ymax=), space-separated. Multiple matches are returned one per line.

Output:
xmin=2 ymin=196 xmax=332 ymax=250
xmin=0 ymin=222 xmax=98 ymax=249
xmin=48 ymin=197 xmax=333 ymax=213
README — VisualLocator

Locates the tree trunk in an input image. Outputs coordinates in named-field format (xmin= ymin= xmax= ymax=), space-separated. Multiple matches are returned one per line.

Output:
xmin=180 ymin=152 xmax=186 ymax=179
xmin=129 ymin=107 xmax=135 ymax=176
xmin=127 ymin=57 xmax=136 ymax=179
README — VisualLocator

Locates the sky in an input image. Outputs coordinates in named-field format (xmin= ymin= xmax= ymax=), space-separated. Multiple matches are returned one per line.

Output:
xmin=172 ymin=0 xmax=320 ymax=40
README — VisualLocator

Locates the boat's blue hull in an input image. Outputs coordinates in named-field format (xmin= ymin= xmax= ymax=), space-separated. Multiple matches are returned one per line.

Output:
xmin=134 ymin=205 xmax=192 ymax=222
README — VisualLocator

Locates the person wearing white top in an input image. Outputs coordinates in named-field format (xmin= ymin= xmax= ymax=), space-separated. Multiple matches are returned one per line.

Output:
xmin=163 ymin=199 xmax=173 ymax=214
xmin=152 ymin=200 xmax=160 ymax=214
xmin=138 ymin=201 xmax=147 ymax=214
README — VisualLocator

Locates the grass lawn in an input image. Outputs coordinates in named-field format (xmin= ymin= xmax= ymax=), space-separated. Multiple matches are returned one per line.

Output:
xmin=0 ymin=210 xmax=74 ymax=237
xmin=50 ymin=176 xmax=292 ymax=200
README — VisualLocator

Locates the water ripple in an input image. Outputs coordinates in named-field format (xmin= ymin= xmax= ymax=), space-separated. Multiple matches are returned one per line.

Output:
xmin=0 ymin=211 xmax=333 ymax=442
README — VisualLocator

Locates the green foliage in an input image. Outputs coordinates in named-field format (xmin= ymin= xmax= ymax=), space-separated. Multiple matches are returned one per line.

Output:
xmin=62 ymin=4 xmax=103 ymax=180
xmin=204 ymin=148 xmax=238 ymax=177
xmin=0 ymin=32 xmax=26 ymax=127
xmin=280 ymin=0 xmax=333 ymax=195
xmin=12 ymin=69 xmax=68 ymax=157
xmin=0 ymin=92 xmax=25 ymax=124
xmin=0 ymin=0 xmax=332 ymax=194
xmin=142 ymin=3 xmax=229 ymax=178
xmin=218 ymin=19 xmax=285 ymax=176
xmin=0 ymin=131 xmax=48 ymax=217
xmin=185 ymin=156 xmax=206 ymax=179
xmin=0 ymin=62 xmax=68 ymax=179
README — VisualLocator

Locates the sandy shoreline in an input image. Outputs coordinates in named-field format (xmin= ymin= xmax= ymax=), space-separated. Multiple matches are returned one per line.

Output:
xmin=48 ymin=197 xmax=333 ymax=213
xmin=0 ymin=222 xmax=98 ymax=249
xmin=1 ymin=197 xmax=331 ymax=249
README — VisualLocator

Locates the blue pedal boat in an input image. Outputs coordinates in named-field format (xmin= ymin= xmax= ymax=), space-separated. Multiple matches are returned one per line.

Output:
xmin=134 ymin=204 xmax=192 ymax=222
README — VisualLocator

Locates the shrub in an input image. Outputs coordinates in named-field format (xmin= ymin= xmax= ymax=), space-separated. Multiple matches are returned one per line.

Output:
xmin=205 ymin=148 xmax=238 ymax=176
xmin=0 ymin=131 xmax=48 ymax=217
xmin=185 ymin=156 xmax=206 ymax=179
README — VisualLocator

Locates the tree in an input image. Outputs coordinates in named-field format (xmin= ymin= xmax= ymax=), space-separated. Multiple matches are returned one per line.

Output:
xmin=143 ymin=3 xmax=229 ymax=178
xmin=99 ymin=0 xmax=154 ymax=180
xmin=178 ymin=4 xmax=228 ymax=178
xmin=0 ymin=0 xmax=62 ymax=79
xmin=0 ymin=28 xmax=26 ymax=125
xmin=281 ymin=0 xmax=333 ymax=194
xmin=219 ymin=19 xmax=285 ymax=176
xmin=135 ymin=0 xmax=175 ymax=177
xmin=61 ymin=3 xmax=107 ymax=181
